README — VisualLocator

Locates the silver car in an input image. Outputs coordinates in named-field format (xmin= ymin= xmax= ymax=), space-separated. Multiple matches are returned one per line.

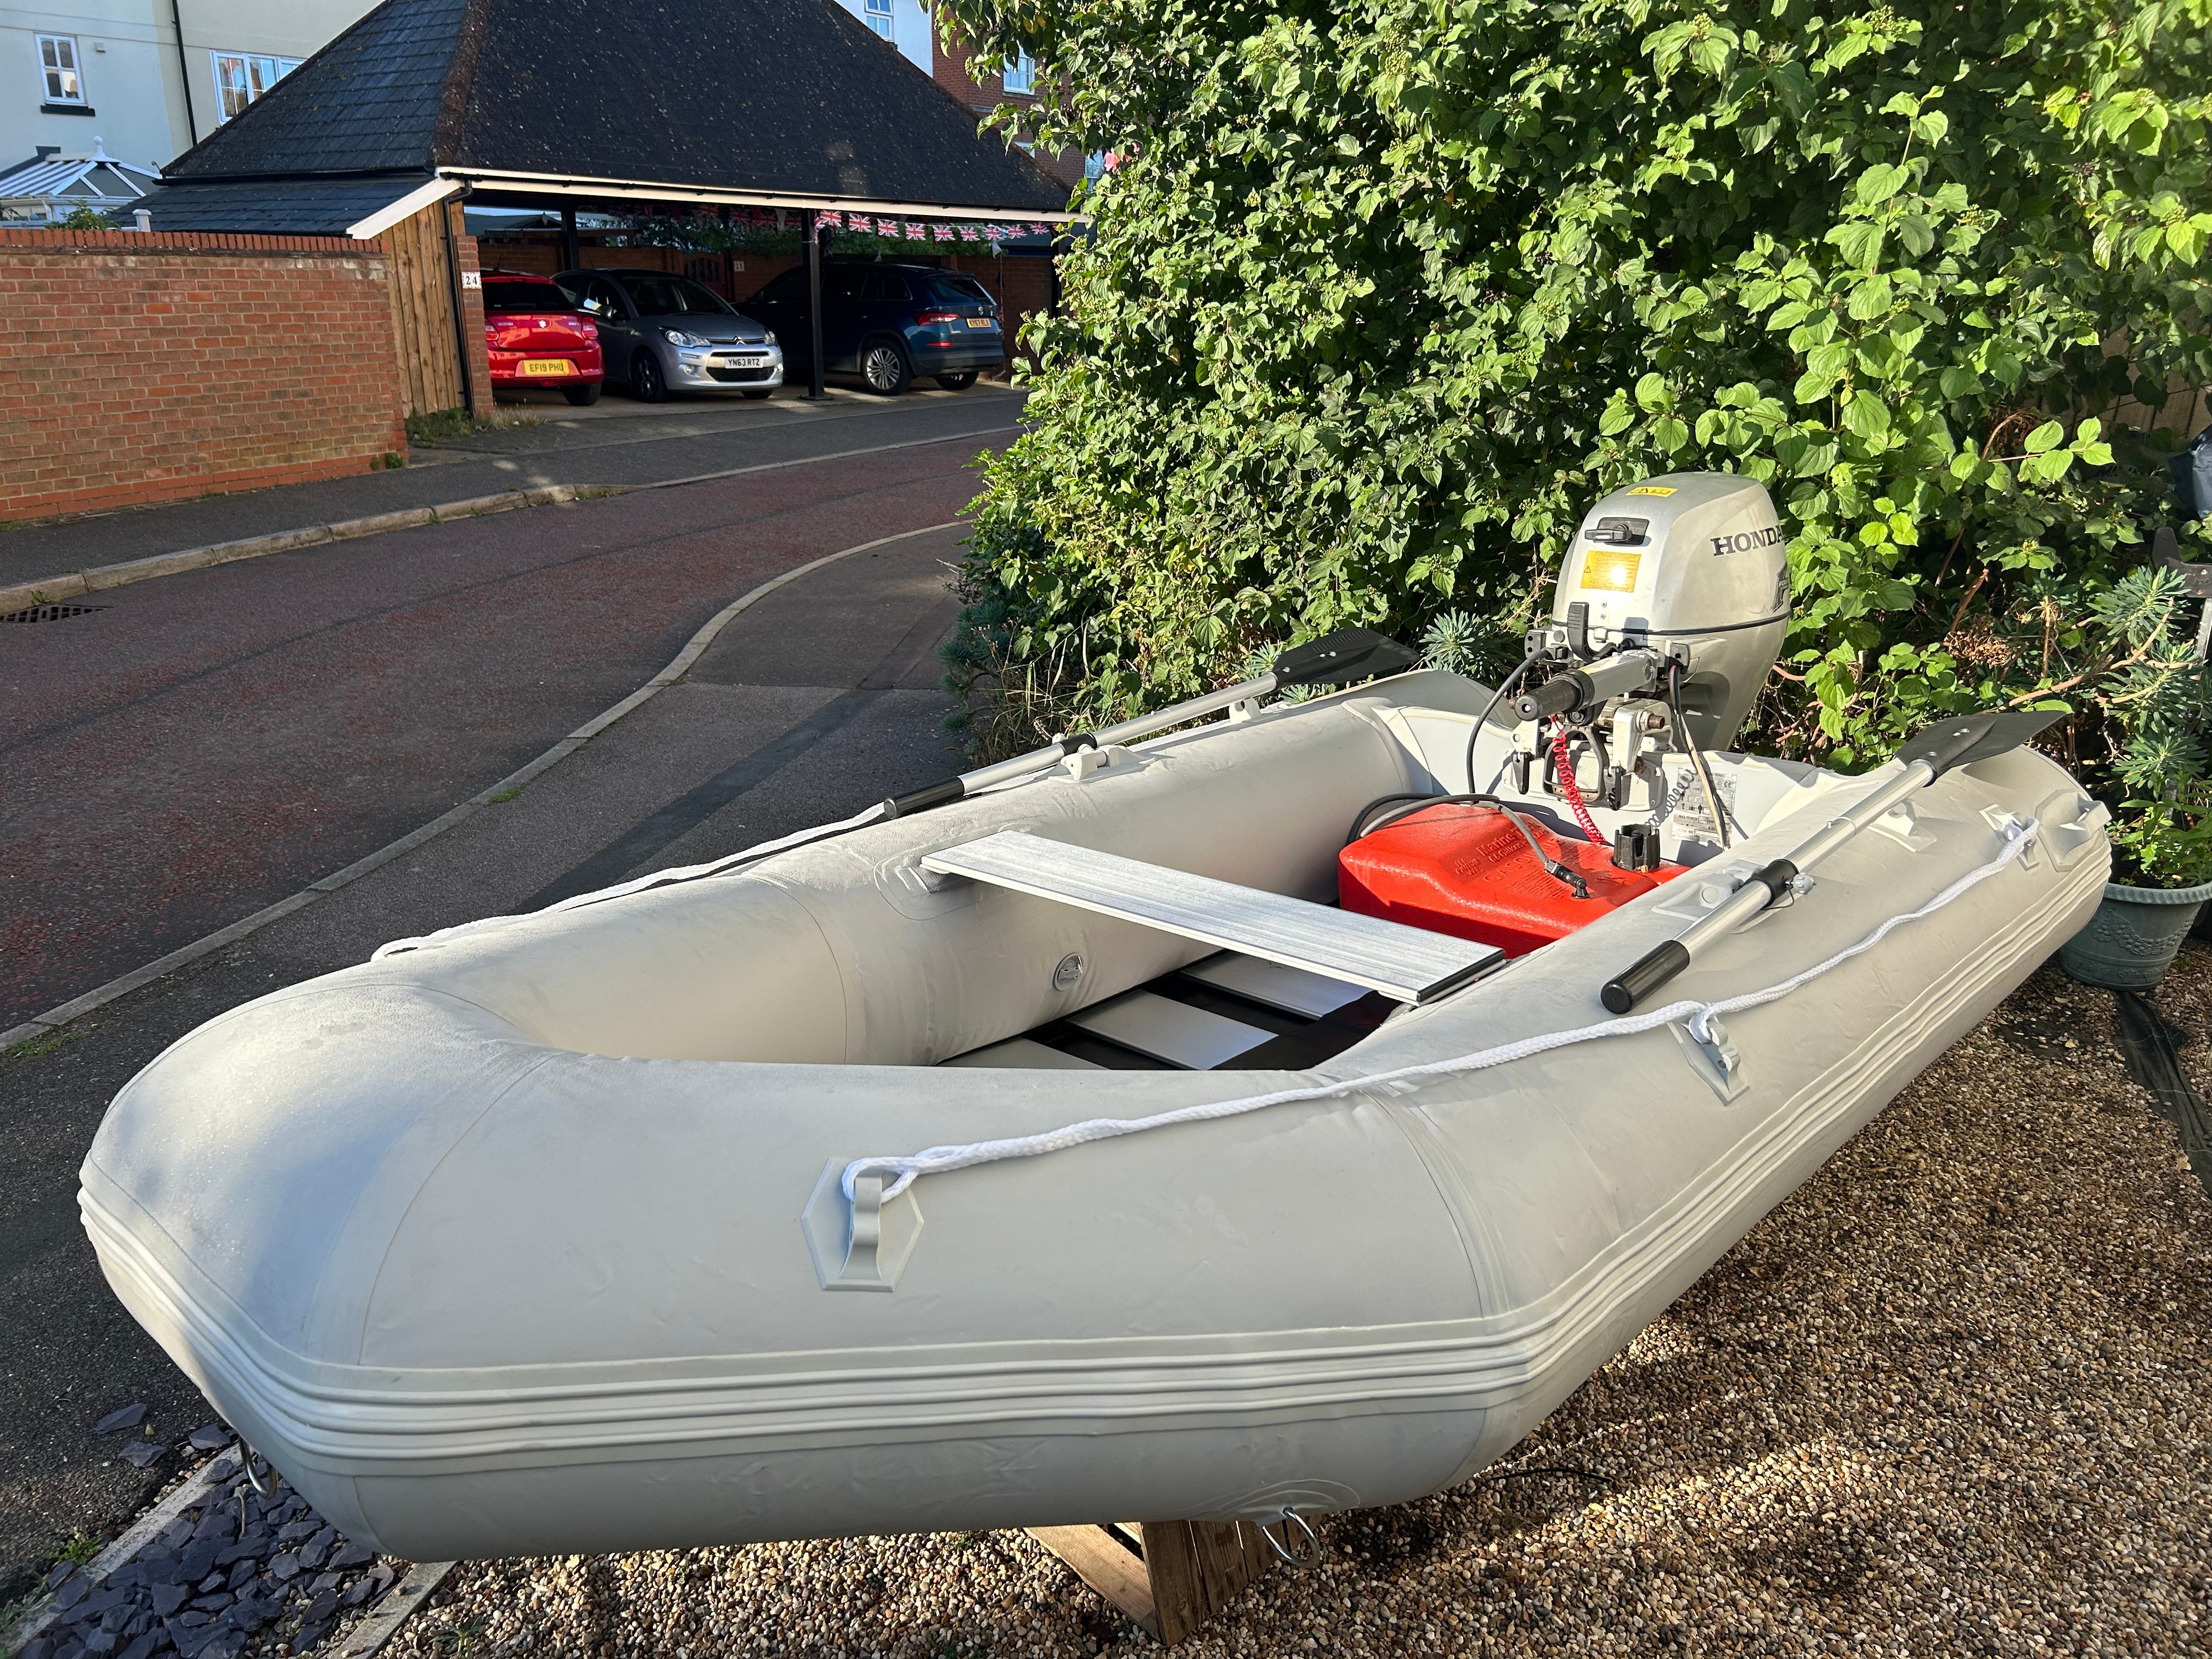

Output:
xmin=555 ymin=268 xmax=785 ymax=402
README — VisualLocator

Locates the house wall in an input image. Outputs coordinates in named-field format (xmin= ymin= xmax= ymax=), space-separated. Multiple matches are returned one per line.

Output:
xmin=829 ymin=0 xmax=930 ymax=75
xmin=0 ymin=1 xmax=376 ymax=176
xmin=168 ymin=0 xmax=381 ymax=148
xmin=1 ymin=1 xmax=177 ymax=175
xmin=930 ymin=31 xmax=1086 ymax=190
xmin=0 ymin=224 xmax=406 ymax=522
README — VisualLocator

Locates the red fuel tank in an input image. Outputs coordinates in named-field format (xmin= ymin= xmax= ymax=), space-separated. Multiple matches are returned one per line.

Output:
xmin=1339 ymin=803 xmax=1685 ymax=958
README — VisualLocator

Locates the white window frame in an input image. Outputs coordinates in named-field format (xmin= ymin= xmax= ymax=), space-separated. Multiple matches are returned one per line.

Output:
xmin=211 ymin=50 xmax=301 ymax=121
xmin=38 ymin=35 xmax=86 ymax=105
xmin=1002 ymin=50 xmax=1035 ymax=95
xmin=862 ymin=0 xmax=894 ymax=40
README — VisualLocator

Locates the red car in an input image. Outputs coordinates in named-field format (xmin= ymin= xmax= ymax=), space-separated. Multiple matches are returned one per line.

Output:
xmin=482 ymin=270 xmax=603 ymax=404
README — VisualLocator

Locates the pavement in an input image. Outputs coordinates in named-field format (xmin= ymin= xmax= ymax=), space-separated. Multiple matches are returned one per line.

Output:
xmin=1 ymin=424 xmax=1009 ymax=1033
xmin=0 ymin=522 xmax=975 ymax=1606
xmin=0 ymin=383 xmax=1018 ymax=590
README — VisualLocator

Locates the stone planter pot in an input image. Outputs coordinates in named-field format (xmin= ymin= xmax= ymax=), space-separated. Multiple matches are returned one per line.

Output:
xmin=2059 ymin=877 xmax=2212 ymax=990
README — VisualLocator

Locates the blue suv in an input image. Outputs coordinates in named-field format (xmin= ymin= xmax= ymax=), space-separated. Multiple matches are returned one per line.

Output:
xmin=746 ymin=260 xmax=1005 ymax=395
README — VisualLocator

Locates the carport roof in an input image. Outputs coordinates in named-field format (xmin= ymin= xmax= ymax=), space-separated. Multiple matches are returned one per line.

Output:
xmin=130 ymin=0 xmax=1076 ymax=235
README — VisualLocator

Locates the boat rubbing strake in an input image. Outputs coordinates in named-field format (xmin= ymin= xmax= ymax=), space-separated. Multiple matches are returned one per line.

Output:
xmin=82 ymin=475 xmax=2107 ymax=1561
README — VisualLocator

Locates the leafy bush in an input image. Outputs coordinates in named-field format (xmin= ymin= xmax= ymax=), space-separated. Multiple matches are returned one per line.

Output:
xmin=938 ymin=0 xmax=2212 ymax=820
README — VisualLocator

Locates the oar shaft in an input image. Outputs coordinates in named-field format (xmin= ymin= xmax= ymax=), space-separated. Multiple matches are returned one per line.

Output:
xmin=1601 ymin=760 xmax=1935 ymax=1013
xmin=883 ymin=671 xmax=1283 ymax=816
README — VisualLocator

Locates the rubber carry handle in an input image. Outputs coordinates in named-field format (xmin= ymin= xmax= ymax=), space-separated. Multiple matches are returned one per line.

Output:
xmin=883 ymin=778 xmax=966 ymax=818
xmin=1601 ymin=939 xmax=1690 ymax=1014
xmin=1514 ymin=673 xmax=1589 ymax=721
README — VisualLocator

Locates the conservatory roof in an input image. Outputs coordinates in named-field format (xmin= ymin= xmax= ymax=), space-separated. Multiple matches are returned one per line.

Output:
xmin=0 ymin=141 xmax=160 ymax=206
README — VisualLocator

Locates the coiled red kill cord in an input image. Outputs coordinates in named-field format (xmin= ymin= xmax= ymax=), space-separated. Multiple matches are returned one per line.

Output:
xmin=1551 ymin=729 xmax=1610 ymax=848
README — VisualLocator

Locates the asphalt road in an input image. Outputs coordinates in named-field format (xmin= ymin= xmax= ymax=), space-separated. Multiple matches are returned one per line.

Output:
xmin=0 ymin=518 xmax=977 ymax=1604
xmin=0 ymin=384 xmax=1018 ymax=589
xmin=1 ymin=421 xmax=1010 ymax=1032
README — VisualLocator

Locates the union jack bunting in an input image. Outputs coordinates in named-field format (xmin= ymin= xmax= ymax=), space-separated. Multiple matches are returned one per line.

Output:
xmin=818 ymin=210 xmax=844 ymax=230
xmin=934 ymin=224 xmax=956 ymax=241
xmin=905 ymin=221 xmax=926 ymax=240
xmin=959 ymin=225 xmax=980 ymax=241
xmin=1030 ymin=222 xmax=1052 ymax=236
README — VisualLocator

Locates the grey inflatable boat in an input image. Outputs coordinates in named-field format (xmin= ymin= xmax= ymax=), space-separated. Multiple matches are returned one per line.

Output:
xmin=81 ymin=476 xmax=2106 ymax=1561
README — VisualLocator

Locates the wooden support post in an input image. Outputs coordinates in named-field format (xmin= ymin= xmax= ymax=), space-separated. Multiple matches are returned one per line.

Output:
xmin=1028 ymin=1516 xmax=1292 ymax=1645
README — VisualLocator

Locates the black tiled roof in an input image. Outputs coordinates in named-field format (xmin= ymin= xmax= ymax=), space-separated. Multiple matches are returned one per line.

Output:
xmin=156 ymin=0 xmax=1068 ymax=218
xmin=119 ymin=176 xmax=436 ymax=235
xmin=165 ymin=0 xmax=469 ymax=179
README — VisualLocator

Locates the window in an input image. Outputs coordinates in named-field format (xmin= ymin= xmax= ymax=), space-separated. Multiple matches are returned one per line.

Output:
xmin=758 ymin=268 xmax=808 ymax=303
xmin=38 ymin=36 xmax=84 ymax=104
xmin=1002 ymin=52 xmax=1034 ymax=95
xmin=613 ymin=274 xmax=735 ymax=317
xmin=575 ymin=276 xmax=629 ymax=318
xmin=927 ymin=274 xmax=995 ymax=307
xmin=862 ymin=0 xmax=894 ymax=39
xmin=212 ymin=52 xmax=301 ymax=120
xmin=483 ymin=280 xmax=581 ymax=315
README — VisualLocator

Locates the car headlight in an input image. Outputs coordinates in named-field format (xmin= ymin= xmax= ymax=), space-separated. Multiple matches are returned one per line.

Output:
xmin=662 ymin=328 xmax=708 ymax=348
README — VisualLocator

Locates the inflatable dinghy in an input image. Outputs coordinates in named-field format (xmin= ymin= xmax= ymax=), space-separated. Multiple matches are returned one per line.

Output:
xmin=82 ymin=476 xmax=2107 ymax=1562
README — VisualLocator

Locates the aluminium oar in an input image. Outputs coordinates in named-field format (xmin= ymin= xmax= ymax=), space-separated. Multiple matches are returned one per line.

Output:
xmin=372 ymin=629 xmax=1421 ymax=957
xmin=878 ymin=627 xmax=1419 ymax=817
xmin=1599 ymin=707 xmax=2069 ymax=1014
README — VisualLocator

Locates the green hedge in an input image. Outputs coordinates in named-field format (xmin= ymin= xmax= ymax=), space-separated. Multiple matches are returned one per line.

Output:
xmin=940 ymin=0 xmax=2212 ymax=867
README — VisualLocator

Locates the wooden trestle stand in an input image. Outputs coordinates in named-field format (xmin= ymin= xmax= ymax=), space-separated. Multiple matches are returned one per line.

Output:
xmin=1026 ymin=1516 xmax=1308 ymax=1645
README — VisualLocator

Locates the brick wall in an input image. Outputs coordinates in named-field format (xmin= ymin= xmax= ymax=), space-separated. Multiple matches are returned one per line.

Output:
xmin=0 ymin=228 xmax=408 ymax=524
xmin=940 ymin=252 xmax=1056 ymax=371
xmin=931 ymin=36 xmax=1088 ymax=189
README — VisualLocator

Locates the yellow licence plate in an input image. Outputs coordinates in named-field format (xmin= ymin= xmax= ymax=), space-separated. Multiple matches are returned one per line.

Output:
xmin=964 ymin=317 xmax=995 ymax=329
xmin=520 ymin=358 xmax=574 ymax=376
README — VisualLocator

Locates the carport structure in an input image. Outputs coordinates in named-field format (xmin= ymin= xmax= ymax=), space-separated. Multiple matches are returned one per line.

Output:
xmin=129 ymin=0 xmax=1079 ymax=411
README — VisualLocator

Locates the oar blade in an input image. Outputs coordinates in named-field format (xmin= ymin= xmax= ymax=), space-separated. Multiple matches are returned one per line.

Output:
xmin=1894 ymin=707 xmax=2068 ymax=778
xmin=1273 ymin=628 xmax=1419 ymax=689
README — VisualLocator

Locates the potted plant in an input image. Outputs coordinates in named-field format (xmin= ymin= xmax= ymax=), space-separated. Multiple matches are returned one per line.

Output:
xmin=2062 ymin=795 xmax=2212 ymax=988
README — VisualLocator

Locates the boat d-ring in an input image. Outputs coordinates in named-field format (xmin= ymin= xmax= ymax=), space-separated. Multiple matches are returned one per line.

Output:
xmin=240 ymin=1444 xmax=273 ymax=1497
xmin=1256 ymin=1507 xmax=1324 ymax=1571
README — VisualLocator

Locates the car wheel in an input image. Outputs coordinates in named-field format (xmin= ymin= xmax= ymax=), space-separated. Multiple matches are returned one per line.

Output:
xmin=741 ymin=388 xmax=774 ymax=400
xmin=632 ymin=351 xmax=670 ymax=403
xmin=933 ymin=371 xmax=978 ymax=391
xmin=562 ymin=383 xmax=603 ymax=407
xmin=860 ymin=340 xmax=910 ymax=396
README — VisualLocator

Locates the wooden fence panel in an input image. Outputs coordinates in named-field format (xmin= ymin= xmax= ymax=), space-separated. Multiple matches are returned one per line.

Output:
xmin=386 ymin=202 xmax=471 ymax=416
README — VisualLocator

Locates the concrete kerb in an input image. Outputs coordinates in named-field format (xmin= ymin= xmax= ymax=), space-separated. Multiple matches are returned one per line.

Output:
xmin=0 ymin=422 xmax=1018 ymax=617
xmin=0 ymin=519 xmax=967 ymax=1056
xmin=0 ymin=487 xmax=605 ymax=616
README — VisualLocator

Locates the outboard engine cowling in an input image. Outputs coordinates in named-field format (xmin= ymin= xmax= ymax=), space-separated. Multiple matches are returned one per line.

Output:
xmin=1540 ymin=472 xmax=1789 ymax=752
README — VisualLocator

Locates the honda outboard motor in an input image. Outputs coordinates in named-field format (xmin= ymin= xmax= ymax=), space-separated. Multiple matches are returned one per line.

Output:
xmin=1340 ymin=472 xmax=1792 ymax=952
xmin=1535 ymin=472 xmax=1790 ymax=752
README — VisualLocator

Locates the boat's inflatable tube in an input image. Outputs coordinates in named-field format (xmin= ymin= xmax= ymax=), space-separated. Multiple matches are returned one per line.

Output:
xmin=81 ymin=672 xmax=2107 ymax=1561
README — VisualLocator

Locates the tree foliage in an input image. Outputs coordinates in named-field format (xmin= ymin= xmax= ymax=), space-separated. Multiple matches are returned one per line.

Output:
xmin=938 ymin=0 xmax=2212 ymax=823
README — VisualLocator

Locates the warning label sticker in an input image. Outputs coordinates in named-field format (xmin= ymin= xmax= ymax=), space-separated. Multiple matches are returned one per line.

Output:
xmin=1666 ymin=762 xmax=1739 ymax=842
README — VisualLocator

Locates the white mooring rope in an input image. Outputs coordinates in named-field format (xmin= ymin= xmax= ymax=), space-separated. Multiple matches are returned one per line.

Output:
xmin=842 ymin=815 xmax=2040 ymax=1203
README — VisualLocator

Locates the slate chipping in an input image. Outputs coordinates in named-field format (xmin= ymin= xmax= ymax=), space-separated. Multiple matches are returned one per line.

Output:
xmin=21 ymin=1448 xmax=405 ymax=1659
